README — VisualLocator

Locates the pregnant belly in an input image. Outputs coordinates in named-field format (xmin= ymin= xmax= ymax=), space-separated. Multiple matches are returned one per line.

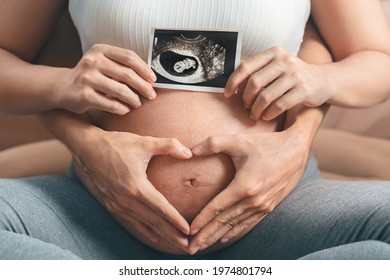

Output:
xmin=88 ymin=89 xmax=280 ymax=254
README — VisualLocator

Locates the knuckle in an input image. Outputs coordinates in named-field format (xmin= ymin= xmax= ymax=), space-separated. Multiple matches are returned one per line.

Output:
xmin=122 ymin=69 xmax=135 ymax=83
xmin=78 ymin=88 xmax=91 ymax=102
xmin=90 ymin=43 xmax=105 ymax=52
xmin=213 ymin=205 xmax=225 ymax=217
xmin=149 ymin=220 xmax=163 ymax=231
xmin=248 ymin=74 xmax=263 ymax=90
xmin=260 ymin=201 xmax=275 ymax=214
xmin=290 ymin=70 xmax=303 ymax=82
xmin=217 ymin=218 xmax=235 ymax=230
xmin=105 ymin=200 xmax=122 ymax=213
xmin=124 ymin=50 xmax=137 ymax=65
xmin=284 ymin=54 xmax=298 ymax=65
xmin=126 ymin=185 xmax=141 ymax=198
xmin=207 ymin=136 xmax=218 ymax=150
xmin=260 ymin=90 xmax=272 ymax=105
xmin=247 ymin=197 xmax=261 ymax=209
xmin=274 ymin=100 xmax=286 ymax=112
xmin=108 ymin=102 xmax=121 ymax=113
xmin=239 ymin=59 xmax=251 ymax=74
xmin=243 ymin=182 xmax=262 ymax=197
xmin=271 ymin=45 xmax=285 ymax=56
xmin=168 ymin=138 xmax=179 ymax=149
xmin=80 ymin=55 xmax=97 ymax=68
xmin=115 ymin=85 xmax=128 ymax=97
xmin=140 ymin=137 xmax=154 ymax=150
xmin=78 ymin=72 xmax=92 ymax=84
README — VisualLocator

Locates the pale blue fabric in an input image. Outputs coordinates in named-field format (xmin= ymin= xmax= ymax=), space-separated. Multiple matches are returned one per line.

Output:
xmin=0 ymin=156 xmax=389 ymax=260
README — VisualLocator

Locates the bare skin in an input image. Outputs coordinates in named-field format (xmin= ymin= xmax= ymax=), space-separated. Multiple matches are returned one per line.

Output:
xmin=0 ymin=0 xmax=389 ymax=256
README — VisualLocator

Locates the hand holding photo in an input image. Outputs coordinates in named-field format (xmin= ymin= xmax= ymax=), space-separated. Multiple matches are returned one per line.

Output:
xmin=148 ymin=29 xmax=242 ymax=92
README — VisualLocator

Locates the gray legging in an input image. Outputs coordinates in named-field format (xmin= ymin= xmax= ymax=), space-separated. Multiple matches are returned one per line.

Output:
xmin=0 ymin=156 xmax=389 ymax=260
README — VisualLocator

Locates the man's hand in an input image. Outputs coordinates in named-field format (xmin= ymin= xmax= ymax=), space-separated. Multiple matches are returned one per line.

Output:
xmin=188 ymin=129 xmax=310 ymax=254
xmin=73 ymin=129 xmax=193 ymax=252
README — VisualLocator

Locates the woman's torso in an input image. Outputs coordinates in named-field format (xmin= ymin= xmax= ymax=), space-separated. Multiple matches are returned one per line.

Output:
xmin=69 ymin=0 xmax=310 ymax=254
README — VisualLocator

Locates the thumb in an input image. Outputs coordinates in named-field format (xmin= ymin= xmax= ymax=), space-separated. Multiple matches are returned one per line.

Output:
xmin=192 ymin=135 xmax=238 ymax=156
xmin=150 ymin=137 xmax=193 ymax=159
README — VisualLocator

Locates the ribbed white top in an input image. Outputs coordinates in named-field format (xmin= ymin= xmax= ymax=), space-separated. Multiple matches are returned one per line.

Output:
xmin=69 ymin=0 xmax=310 ymax=60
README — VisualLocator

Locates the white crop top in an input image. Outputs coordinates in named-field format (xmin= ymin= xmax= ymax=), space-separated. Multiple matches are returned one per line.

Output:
xmin=69 ymin=0 xmax=310 ymax=60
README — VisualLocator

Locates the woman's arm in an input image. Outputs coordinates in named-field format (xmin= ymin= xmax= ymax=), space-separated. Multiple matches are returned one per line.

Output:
xmin=0 ymin=0 xmax=67 ymax=114
xmin=0 ymin=0 xmax=156 ymax=115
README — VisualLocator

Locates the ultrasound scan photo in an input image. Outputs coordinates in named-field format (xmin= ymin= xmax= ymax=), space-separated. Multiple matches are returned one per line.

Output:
xmin=148 ymin=29 xmax=242 ymax=92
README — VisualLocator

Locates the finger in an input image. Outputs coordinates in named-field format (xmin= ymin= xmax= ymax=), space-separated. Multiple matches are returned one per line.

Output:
xmin=86 ymin=91 xmax=130 ymax=115
xmin=249 ymin=74 xmax=294 ymax=120
xmin=101 ymin=45 xmax=157 ymax=83
xmin=242 ymin=62 xmax=283 ymax=109
xmin=221 ymin=212 xmax=268 ymax=243
xmin=100 ymin=59 xmax=156 ymax=100
xmin=190 ymin=181 xmax=289 ymax=254
xmin=262 ymin=87 xmax=306 ymax=121
xmin=189 ymin=176 xmax=245 ymax=235
xmin=224 ymin=48 xmax=276 ymax=97
xmin=123 ymin=199 xmax=189 ymax=252
xmin=191 ymin=135 xmax=240 ymax=157
xmin=189 ymin=209 xmax=255 ymax=254
xmin=147 ymin=137 xmax=193 ymax=159
xmin=114 ymin=211 xmax=159 ymax=244
xmin=135 ymin=178 xmax=190 ymax=235
xmin=89 ymin=73 xmax=142 ymax=108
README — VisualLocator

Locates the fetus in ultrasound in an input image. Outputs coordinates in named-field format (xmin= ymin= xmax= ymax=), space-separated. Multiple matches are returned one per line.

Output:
xmin=151 ymin=33 xmax=226 ymax=84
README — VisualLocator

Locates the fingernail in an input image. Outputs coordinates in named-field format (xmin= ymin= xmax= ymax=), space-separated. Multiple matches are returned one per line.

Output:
xmin=181 ymin=147 xmax=193 ymax=157
xmin=149 ymin=72 xmax=157 ymax=83
xmin=190 ymin=245 xmax=200 ymax=255
xmin=135 ymin=101 xmax=142 ymax=108
xmin=191 ymin=228 xmax=200 ymax=235
xmin=192 ymin=145 xmax=204 ymax=155
xmin=149 ymin=90 xmax=157 ymax=100
xmin=221 ymin=238 xmax=230 ymax=243
xmin=262 ymin=114 xmax=271 ymax=121
xmin=199 ymin=244 xmax=209 ymax=251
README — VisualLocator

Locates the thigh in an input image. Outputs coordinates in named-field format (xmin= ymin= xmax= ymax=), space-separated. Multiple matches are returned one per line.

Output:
xmin=0 ymin=176 xmax=162 ymax=259
xmin=299 ymin=240 xmax=390 ymax=260
xmin=0 ymin=140 xmax=72 ymax=178
xmin=215 ymin=179 xmax=390 ymax=259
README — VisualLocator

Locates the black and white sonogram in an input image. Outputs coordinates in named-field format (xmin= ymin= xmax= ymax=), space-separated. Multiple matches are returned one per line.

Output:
xmin=148 ymin=29 xmax=242 ymax=92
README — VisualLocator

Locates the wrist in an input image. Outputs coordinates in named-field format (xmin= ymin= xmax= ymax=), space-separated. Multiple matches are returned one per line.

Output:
xmin=44 ymin=67 xmax=72 ymax=110
xmin=284 ymin=104 xmax=329 ymax=146
xmin=65 ymin=121 xmax=105 ymax=156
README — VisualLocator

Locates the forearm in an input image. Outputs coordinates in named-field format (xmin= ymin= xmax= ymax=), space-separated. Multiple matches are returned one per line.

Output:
xmin=320 ymin=51 xmax=390 ymax=107
xmin=38 ymin=110 xmax=102 ymax=157
xmin=283 ymin=104 xmax=329 ymax=146
xmin=0 ymin=49 xmax=68 ymax=115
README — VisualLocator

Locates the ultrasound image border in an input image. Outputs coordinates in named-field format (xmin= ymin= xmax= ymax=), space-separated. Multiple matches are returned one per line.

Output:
xmin=148 ymin=28 xmax=242 ymax=93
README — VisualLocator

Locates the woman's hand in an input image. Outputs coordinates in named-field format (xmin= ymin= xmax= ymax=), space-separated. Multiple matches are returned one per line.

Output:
xmin=54 ymin=44 xmax=157 ymax=115
xmin=73 ymin=129 xmax=193 ymax=252
xmin=224 ymin=46 xmax=329 ymax=121
xmin=188 ymin=129 xmax=310 ymax=254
